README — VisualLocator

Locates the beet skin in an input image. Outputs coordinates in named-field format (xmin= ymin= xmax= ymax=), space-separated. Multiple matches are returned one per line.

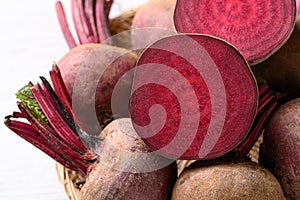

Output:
xmin=259 ymin=98 xmax=300 ymax=199
xmin=172 ymin=155 xmax=285 ymax=200
xmin=80 ymin=118 xmax=177 ymax=200
xmin=57 ymin=43 xmax=138 ymax=134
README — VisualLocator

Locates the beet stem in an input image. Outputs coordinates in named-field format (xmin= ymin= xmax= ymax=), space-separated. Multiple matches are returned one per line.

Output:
xmin=236 ymin=101 xmax=278 ymax=155
xmin=235 ymin=83 xmax=281 ymax=155
xmin=50 ymin=63 xmax=87 ymax=132
xmin=258 ymin=83 xmax=269 ymax=97
xmin=57 ymin=0 xmax=113 ymax=46
xmin=55 ymin=1 xmax=78 ymax=49
xmin=31 ymin=84 xmax=87 ymax=153
xmin=50 ymin=63 xmax=73 ymax=117
xmin=105 ymin=0 xmax=113 ymax=16
xmin=38 ymin=81 xmax=92 ymax=152
xmin=16 ymin=102 xmax=93 ymax=172
xmin=71 ymin=0 xmax=90 ymax=44
xmin=257 ymin=91 xmax=275 ymax=115
xmin=40 ymin=76 xmax=77 ymax=133
xmin=47 ymin=67 xmax=102 ymax=151
xmin=95 ymin=0 xmax=112 ymax=44
xmin=4 ymin=117 xmax=82 ymax=173
xmin=84 ymin=0 xmax=100 ymax=43
xmin=17 ymin=101 xmax=61 ymax=143
xmin=12 ymin=111 xmax=25 ymax=118
xmin=78 ymin=0 xmax=99 ymax=43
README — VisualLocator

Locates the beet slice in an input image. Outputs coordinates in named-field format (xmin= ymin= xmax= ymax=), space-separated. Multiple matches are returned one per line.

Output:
xmin=129 ymin=34 xmax=258 ymax=160
xmin=174 ymin=0 xmax=297 ymax=65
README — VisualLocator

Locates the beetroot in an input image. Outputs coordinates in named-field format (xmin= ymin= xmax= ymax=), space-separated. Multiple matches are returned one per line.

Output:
xmin=173 ymin=0 xmax=297 ymax=65
xmin=252 ymin=25 xmax=300 ymax=97
xmin=129 ymin=34 xmax=258 ymax=160
xmin=132 ymin=0 xmax=176 ymax=31
xmin=56 ymin=43 xmax=138 ymax=135
xmin=130 ymin=0 xmax=177 ymax=49
xmin=259 ymin=98 xmax=300 ymax=199
xmin=4 ymin=67 xmax=177 ymax=200
xmin=80 ymin=118 xmax=177 ymax=200
xmin=172 ymin=153 xmax=285 ymax=200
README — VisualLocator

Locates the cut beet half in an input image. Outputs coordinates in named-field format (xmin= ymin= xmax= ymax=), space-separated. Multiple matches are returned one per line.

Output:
xmin=174 ymin=0 xmax=296 ymax=65
xmin=129 ymin=34 xmax=258 ymax=160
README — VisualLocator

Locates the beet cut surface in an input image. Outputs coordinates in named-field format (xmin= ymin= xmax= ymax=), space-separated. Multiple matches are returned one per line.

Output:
xmin=129 ymin=34 xmax=258 ymax=160
xmin=174 ymin=0 xmax=296 ymax=65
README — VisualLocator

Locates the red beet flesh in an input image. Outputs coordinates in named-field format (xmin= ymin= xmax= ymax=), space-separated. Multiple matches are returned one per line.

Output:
xmin=129 ymin=34 xmax=258 ymax=160
xmin=174 ymin=0 xmax=297 ymax=65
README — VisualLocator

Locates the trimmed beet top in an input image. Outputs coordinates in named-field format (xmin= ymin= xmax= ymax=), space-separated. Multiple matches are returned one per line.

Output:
xmin=129 ymin=34 xmax=258 ymax=160
xmin=174 ymin=0 xmax=297 ymax=65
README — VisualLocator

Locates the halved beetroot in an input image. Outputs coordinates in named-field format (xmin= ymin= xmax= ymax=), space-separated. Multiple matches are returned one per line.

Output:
xmin=174 ymin=0 xmax=297 ymax=65
xmin=129 ymin=34 xmax=258 ymax=160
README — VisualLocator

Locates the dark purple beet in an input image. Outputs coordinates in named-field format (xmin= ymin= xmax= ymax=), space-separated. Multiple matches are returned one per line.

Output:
xmin=259 ymin=98 xmax=300 ymax=199
xmin=129 ymin=34 xmax=258 ymax=160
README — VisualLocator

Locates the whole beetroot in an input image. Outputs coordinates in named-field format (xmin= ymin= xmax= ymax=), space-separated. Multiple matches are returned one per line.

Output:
xmin=172 ymin=154 xmax=285 ymax=200
xmin=132 ymin=0 xmax=176 ymax=31
xmin=80 ymin=118 xmax=177 ymax=200
xmin=131 ymin=0 xmax=177 ymax=48
xmin=57 ymin=43 xmax=138 ymax=135
xmin=259 ymin=98 xmax=300 ymax=199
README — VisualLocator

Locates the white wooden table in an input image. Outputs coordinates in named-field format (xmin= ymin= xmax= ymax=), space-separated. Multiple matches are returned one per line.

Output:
xmin=0 ymin=0 xmax=146 ymax=199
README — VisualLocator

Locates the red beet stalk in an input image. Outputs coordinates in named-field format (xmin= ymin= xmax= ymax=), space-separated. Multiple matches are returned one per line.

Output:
xmin=55 ymin=0 xmax=112 ymax=48
xmin=4 ymin=117 xmax=85 ymax=173
xmin=55 ymin=1 xmax=78 ymax=49
xmin=4 ymin=64 xmax=98 ymax=177
xmin=95 ymin=0 xmax=111 ymax=43
xmin=235 ymin=84 xmax=281 ymax=155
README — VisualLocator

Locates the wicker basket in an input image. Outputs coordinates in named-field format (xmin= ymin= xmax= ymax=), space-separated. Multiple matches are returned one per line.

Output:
xmin=55 ymin=6 xmax=265 ymax=200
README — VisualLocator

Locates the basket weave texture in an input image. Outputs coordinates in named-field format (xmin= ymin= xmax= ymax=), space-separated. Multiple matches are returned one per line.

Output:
xmin=55 ymin=7 xmax=264 ymax=200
